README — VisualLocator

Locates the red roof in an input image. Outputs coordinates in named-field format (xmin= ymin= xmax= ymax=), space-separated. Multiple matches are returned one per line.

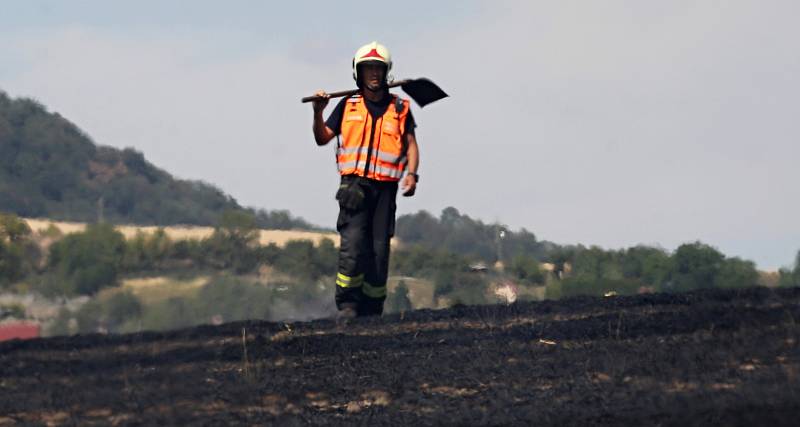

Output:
xmin=0 ymin=322 xmax=40 ymax=341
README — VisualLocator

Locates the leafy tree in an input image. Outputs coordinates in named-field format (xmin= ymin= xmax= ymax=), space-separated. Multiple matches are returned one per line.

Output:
xmin=636 ymin=247 xmax=673 ymax=288
xmin=668 ymin=242 xmax=724 ymax=292
xmin=0 ymin=240 xmax=25 ymax=287
xmin=74 ymin=300 xmax=104 ymax=333
xmin=547 ymin=245 xmax=578 ymax=278
xmin=0 ymin=212 xmax=39 ymax=286
xmin=169 ymin=238 xmax=202 ymax=262
xmin=0 ymin=303 xmax=25 ymax=320
xmin=254 ymin=209 xmax=316 ymax=230
xmin=199 ymin=210 xmax=260 ymax=273
xmin=510 ymin=254 xmax=544 ymax=285
xmin=714 ymin=257 xmax=758 ymax=289
xmin=219 ymin=209 xmax=258 ymax=239
xmin=48 ymin=223 xmax=126 ymax=295
xmin=272 ymin=239 xmax=336 ymax=281
xmin=192 ymin=276 xmax=273 ymax=322
xmin=570 ymin=246 xmax=623 ymax=281
xmin=545 ymin=278 xmax=563 ymax=300
xmin=391 ymin=245 xmax=472 ymax=279
xmin=0 ymin=212 xmax=32 ymax=242
xmin=123 ymin=229 xmax=171 ymax=271
xmin=502 ymin=228 xmax=551 ymax=264
xmin=440 ymin=272 xmax=490 ymax=306
xmin=394 ymin=210 xmax=442 ymax=246
xmin=620 ymin=246 xmax=669 ymax=281
xmin=778 ymin=268 xmax=798 ymax=287
xmin=792 ymin=251 xmax=800 ymax=284
xmin=141 ymin=297 xmax=196 ymax=332
xmin=778 ymin=250 xmax=800 ymax=287
xmin=395 ymin=207 xmax=546 ymax=263
xmin=47 ymin=308 xmax=74 ymax=336
xmin=104 ymin=291 xmax=143 ymax=330
xmin=433 ymin=268 xmax=457 ymax=298
xmin=73 ymin=291 xmax=143 ymax=333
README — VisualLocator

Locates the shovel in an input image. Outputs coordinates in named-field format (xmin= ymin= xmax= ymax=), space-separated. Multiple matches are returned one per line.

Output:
xmin=301 ymin=78 xmax=448 ymax=108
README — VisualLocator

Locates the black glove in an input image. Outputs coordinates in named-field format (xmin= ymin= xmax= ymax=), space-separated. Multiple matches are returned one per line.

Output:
xmin=336 ymin=181 xmax=365 ymax=211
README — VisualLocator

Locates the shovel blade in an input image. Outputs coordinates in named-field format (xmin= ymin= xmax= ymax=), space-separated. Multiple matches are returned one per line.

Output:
xmin=401 ymin=78 xmax=448 ymax=108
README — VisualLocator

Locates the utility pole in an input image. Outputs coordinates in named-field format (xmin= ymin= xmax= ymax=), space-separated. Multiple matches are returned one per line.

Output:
xmin=96 ymin=196 xmax=105 ymax=223
xmin=495 ymin=225 xmax=506 ymax=271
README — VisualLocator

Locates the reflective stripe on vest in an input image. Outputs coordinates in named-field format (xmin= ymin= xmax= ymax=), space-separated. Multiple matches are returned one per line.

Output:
xmin=338 ymin=161 xmax=405 ymax=179
xmin=338 ymin=146 xmax=408 ymax=165
xmin=338 ymin=95 xmax=409 ymax=182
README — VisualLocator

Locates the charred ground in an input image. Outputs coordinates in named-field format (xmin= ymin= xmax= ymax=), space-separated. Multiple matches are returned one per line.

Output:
xmin=2 ymin=286 xmax=799 ymax=426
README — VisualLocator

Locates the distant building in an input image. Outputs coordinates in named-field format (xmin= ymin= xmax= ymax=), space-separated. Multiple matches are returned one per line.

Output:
xmin=470 ymin=262 xmax=489 ymax=273
xmin=0 ymin=322 xmax=40 ymax=341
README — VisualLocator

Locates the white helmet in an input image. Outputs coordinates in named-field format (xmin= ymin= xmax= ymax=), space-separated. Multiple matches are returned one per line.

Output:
xmin=352 ymin=41 xmax=392 ymax=84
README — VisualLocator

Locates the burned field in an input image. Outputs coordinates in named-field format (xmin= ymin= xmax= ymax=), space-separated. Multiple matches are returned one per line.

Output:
xmin=2 ymin=287 xmax=800 ymax=426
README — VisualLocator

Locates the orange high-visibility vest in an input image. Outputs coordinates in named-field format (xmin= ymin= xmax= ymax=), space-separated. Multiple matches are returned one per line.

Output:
xmin=337 ymin=94 xmax=409 ymax=182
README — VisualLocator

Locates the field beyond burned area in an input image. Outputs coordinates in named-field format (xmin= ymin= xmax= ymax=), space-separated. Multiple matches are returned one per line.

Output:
xmin=2 ymin=287 xmax=800 ymax=426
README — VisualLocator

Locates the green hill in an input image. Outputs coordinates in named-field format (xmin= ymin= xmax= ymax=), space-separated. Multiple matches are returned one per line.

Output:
xmin=0 ymin=91 xmax=311 ymax=229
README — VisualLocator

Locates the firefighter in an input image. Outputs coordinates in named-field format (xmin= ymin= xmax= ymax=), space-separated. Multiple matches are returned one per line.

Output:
xmin=311 ymin=41 xmax=419 ymax=317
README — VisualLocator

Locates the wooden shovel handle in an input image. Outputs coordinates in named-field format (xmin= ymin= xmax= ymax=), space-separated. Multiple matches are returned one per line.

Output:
xmin=301 ymin=80 xmax=408 ymax=103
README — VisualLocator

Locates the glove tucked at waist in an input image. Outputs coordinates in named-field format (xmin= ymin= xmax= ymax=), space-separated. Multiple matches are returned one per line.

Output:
xmin=336 ymin=180 xmax=365 ymax=211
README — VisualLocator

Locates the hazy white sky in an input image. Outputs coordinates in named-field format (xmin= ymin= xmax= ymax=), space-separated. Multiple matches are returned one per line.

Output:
xmin=2 ymin=1 xmax=798 ymax=270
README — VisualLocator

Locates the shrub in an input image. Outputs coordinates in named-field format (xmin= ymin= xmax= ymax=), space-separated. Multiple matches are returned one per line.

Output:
xmin=437 ymin=272 xmax=490 ymax=306
xmin=0 ymin=212 xmax=37 ymax=286
xmin=67 ymin=291 xmax=143 ymax=334
xmin=0 ymin=303 xmax=26 ymax=319
xmin=193 ymin=276 xmax=273 ymax=322
xmin=48 ymin=223 xmax=125 ymax=295
xmin=386 ymin=280 xmax=413 ymax=313
xmin=123 ymin=229 xmax=171 ymax=271
xmin=667 ymin=242 xmax=724 ymax=292
xmin=510 ymin=254 xmax=544 ymax=285
xmin=105 ymin=291 xmax=143 ymax=330
xmin=714 ymin=257 xmax=758 ymax=289
xmin=0 ymin=240 xmax=25 ymax=286
xmin=141 ymin=297 xmax=196 ymax=332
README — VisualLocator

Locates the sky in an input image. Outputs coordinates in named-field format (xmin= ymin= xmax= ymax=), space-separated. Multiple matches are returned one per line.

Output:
xmin=1 ymin=0 xmax=798 ymax=270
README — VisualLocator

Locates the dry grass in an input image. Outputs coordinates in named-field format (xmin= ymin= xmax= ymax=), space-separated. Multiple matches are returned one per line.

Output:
xmin=122 ymin=276 xmax=210 ymax=302
xmin=23 ymin=218 xmax=339 ymax=247
xmin=96 ymin=276 xmax=210 ymax=305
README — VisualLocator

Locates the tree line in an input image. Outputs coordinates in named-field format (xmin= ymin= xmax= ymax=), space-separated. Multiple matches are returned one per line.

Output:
xmin=394 ymin=207 xmax=790 ymax=301
xmin=0 ymin=211 xmax=334 ymax=297
xmin=1 ymin=210 xmax=338 ymax=334
xmin=395 ymin=206 xmax=551 ymax=263
xmin=3 ymin=208 xmax=797 ymax=301
xmin=3 ymin=207 xmax=799 ymax=336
